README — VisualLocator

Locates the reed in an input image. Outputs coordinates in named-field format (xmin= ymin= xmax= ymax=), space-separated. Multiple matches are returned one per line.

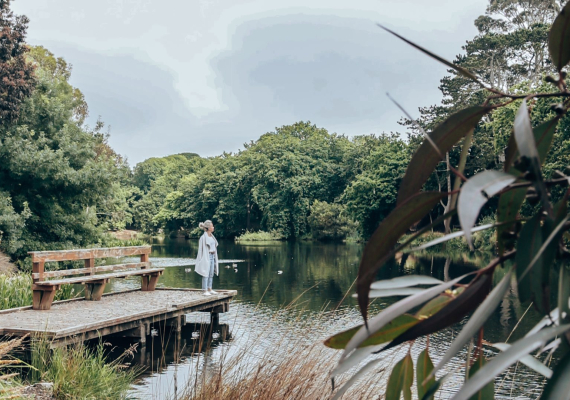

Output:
xmin=31 ymin=338 xmax=140 ymax=399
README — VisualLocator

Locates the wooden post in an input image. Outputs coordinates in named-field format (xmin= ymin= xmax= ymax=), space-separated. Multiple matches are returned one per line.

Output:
xmin=140 ymin=253 xmax=149 ymax=268
xmin=85 ymin=279 xmax=106 ymax=301
xmin=32 ymin=261 xmax=44 ymax=283
xmin=85 ymin=258 xmax=95 ymax=275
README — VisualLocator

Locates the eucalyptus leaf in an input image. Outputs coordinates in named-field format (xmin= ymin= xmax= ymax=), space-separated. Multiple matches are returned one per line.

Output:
xmin=411 ymin=223 xmax=494 ymax=252
xmin=364 ymin=288 xmax=425 ymax=298
xmin=467 ymin=354 xmax=494 ymax=400
xmin=417 ymin=349 xmax=435 ymax=400
xmin=548 ymin=0 xmax=570 ymax=71
xmin=331 ymin=357 xmax=383 ymax=400
xmin=386 ymin=353 xmax=414 ymax=400
xmin=498 ymin=117 xmax=559 ymax=255
xmin=490 ymin=343 xmax=552 ymax=378
xmin=370 ymin=275 xmax=443 ymax=290
xmin=513 ymin=99 xmax=551 ymax=216
xmin=457 ymin=170 xmax=516 ymax=248
xmin=324 ymin=314 xmax=419 ymax=350
xmin=542 ymin=353 xmax=570 ymax=399
xmin=451 ymin=324 xmax=570 ymax=399
xmin=430 ymin=270 xmax=513 ymax=378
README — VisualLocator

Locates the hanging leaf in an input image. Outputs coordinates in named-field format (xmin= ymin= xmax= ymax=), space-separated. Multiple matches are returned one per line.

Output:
xmin=498 ymin=117 xmax=559 ymax=255
xmin=377 ymin=24 xmax=481 ymax=84
xmin=410 ymin=223 xmax=494 ymax=252
xmin=377 ymin=271 xmax=492 ymax=354
xmin=467 ymin=353 xmax=494 ymax=400
xmin=324 ymin=314 xmax=419 ymax=349
xmin=451 ymin=324 xmax=570 ymax=400
xmin=542 ymin=353 xmax=570 ymax=399
xmin=421 ymin=378 xmax=444 ymax=400
xmin=417 ymin=349 xmax=435 ymax=400
xmin=326 ymin=288 xmax=465 ymax=350
xmin=397 ymin=106 xmax=491 ymax=205
xmin=386 ymin=353 xmax=414 ymax=400
xmin=514 ymin=100 xmax=551 ymax=216
xmin=430 ymin=270 xmax=513 ymax=378
xmin=490 ymin=343 xmax=552 ymax=378
xmin=335 ymin=272 xmax=474 ymax=377
xmin=559 ymin=262 xmax=570 ymax=327
xmin=457 ymin=170 xmax=517 ymax=248
xmin=515 ymin=213 xmax=543 ymax=305
xmin=356 ymin=191 xmax=447 ymax=322
xmin=548 ymin=0 xmax=570 ymax=72
xmin=365 ymin=288 xmax=426 ymax=298
xmin=371 ymin=275 xmax=443 ymax=290
xmin=331 ymin=357 xmax=384 ymax=400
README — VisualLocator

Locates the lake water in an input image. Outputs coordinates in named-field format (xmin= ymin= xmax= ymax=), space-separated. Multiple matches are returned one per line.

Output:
xmin=102 ymin=237 xmax=549 ymax=399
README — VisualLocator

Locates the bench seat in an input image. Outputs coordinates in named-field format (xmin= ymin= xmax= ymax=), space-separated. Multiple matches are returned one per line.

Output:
xmin=35 ymin=267 xmax=165 ymax=286
xmin=29 ymin=245 xmax=161 ymax=310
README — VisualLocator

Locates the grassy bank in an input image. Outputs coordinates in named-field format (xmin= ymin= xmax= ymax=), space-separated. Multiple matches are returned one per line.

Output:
xmin=0 ymin=274 xmax=77 ymax=310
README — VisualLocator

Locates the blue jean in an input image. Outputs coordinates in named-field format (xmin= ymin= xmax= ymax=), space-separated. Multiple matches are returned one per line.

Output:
xmin=202 ymin=253 xmax=215 ymax=290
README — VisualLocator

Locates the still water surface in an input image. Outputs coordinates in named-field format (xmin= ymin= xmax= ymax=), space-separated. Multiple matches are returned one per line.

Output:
xmin=103 ymin=238 xmax=548 ymax=399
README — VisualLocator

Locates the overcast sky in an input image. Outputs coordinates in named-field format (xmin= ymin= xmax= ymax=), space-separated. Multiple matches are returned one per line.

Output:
xmin=12 ymin=0 xmax=488 ymax=166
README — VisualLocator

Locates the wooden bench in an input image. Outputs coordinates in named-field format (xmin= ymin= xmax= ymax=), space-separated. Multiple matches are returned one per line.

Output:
xmin=29 ymin=246 xmax=164 ymax=311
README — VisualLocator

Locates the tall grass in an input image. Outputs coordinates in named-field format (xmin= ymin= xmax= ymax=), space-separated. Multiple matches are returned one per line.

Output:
xmin=0 ymin=274 xmax=77 ymax=310
xmin=234 ymin=230 xmax=284 ymax=242
xmin=0 ymin=336 xmax=25 ymax=399
xmin=178 ymin=307 xmax=399 ymax=400
xmin=31 ymin=338 xmax=140 ymax=399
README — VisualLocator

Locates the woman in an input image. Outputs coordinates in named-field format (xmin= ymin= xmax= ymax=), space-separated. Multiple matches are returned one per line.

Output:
xmin=195 ymin=220 xmax=219 ymax=296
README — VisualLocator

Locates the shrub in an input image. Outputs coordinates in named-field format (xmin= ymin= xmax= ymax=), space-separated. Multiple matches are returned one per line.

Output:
xmin=234 ymin=230 xmax=284 ymax=242
xmin=308 ymin=201 xmax=358 ymax=241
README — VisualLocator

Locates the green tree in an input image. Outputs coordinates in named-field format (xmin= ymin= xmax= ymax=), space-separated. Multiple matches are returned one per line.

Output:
xmin=0 ymin=0 xmax=36 ymax=125
xmin=0 ymin=47 xmax=121 ymax=259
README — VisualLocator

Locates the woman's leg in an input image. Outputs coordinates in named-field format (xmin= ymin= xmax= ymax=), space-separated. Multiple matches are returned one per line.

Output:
xmin=202 ymin=272 xmax=208 ymax=290
xmin=208 ymin=254 xmax=215 ymax=289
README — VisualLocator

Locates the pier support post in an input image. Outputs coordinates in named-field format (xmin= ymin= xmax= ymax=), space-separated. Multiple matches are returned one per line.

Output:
xmin=139 ymin=324 xmax=146 ymax=345
xmin=210 ymin=312 xmax=219 ymax=326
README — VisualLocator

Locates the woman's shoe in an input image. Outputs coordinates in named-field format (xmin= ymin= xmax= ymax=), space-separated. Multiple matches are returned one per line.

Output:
xmin=203 ymin=291 xmax=212 ymax=296
xmin=209 ymin=289 xmax=218 ymax=295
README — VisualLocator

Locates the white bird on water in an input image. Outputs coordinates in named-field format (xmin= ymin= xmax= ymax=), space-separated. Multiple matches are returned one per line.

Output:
xmin=232 ymin=263 xmax=237 ymax=268
xmin=234 ymin=268 xmax=238 ymax=273
xmin=277 ymin=270 xmax=283 ymax=275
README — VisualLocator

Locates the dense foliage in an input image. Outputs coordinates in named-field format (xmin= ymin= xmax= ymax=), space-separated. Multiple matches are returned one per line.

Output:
xmin=136 ymin=123 xmax=409 ymax=240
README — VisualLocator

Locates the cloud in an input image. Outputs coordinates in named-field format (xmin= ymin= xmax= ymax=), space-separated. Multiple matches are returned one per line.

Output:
xmin=19 ymin=8 xmax=484 ymax=165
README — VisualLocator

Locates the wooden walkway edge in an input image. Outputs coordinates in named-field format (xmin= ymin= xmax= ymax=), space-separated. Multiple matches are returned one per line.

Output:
xmin=0 ymin=288 xmax=237 ymax=346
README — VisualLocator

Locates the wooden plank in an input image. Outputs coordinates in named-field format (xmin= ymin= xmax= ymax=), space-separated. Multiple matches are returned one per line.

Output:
xmin=32 ymin=262 xmax=151 ymax=279
xmin=0 ymin=289 xmax=141 ymax=315
xmin=35 ymin=268 xmax=164 ymax=286
xmin=29 ymin=246 xmax=151 ymax=262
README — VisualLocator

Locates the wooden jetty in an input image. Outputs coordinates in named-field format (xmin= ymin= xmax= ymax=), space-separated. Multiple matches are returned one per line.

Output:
xmin=0 ymin=245 xmax=237 ymax=346
xmin=0 ymin=288 xmax=237 ymax=346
